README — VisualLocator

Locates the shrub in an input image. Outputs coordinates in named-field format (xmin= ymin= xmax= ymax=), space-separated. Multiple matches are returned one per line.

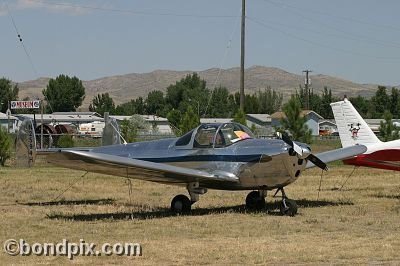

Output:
xmin=0 ymin=127 xmax=11 ymax=166
xmin=56 ymin=135 xmax=74 ymax=148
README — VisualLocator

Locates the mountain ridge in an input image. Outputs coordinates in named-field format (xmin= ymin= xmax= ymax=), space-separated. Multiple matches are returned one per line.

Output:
xmin=16 ymin=65 xmax=380 ymax=109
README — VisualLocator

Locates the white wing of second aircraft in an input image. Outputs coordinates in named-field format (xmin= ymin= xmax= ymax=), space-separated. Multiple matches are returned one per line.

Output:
xmin=306 ymin=144 xmax=367 ymax=169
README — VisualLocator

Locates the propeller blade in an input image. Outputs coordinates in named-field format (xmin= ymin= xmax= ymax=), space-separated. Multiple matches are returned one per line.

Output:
xmin=279 ymin=132 xmax=293 ymax=147
xmin=278 ymin=132 xmax=327 ymax=170
xmin=307 ymin=154 xmax=328 ymax=171
xmin=279 ymin=132 xmax=305 ymax=157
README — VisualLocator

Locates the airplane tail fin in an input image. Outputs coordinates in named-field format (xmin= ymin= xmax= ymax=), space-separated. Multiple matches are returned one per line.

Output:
xmin=331 ymin=98 xmax=381 ymax=148
xmin=102 ymin=113 xmax=124 ymax=145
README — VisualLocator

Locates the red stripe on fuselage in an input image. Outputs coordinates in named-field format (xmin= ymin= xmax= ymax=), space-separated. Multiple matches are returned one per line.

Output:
xmin=343 ymin=149 xmax=400 ymax=171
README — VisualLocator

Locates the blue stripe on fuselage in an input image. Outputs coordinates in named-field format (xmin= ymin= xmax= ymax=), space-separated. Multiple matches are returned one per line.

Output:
xmin=138 ymin=154 xmax=263 ymax=163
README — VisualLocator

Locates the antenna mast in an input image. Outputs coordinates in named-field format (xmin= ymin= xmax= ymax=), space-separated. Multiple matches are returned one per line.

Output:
xmin=240 ymin=0 xmax=245 ymax=111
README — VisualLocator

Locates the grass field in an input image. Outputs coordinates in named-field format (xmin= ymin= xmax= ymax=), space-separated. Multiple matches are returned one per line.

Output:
xmin=0 ymin=163 xmax=400 ymax=265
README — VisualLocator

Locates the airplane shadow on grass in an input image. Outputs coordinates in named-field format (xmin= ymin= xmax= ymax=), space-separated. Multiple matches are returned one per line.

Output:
xmin=20 ymin=198 xmax=116 ymax=206
xmin=371 ymin=194 xmax=400 ymax=200
xmin=45 ymin=198 xmax=353 ymax=221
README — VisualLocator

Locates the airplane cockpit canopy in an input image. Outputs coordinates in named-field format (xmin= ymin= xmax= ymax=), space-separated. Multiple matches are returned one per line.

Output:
xmin=175 ymin=123 xmax=254 ymax=148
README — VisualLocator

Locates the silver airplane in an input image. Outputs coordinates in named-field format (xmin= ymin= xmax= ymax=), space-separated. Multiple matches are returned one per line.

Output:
xmin=16 ymin=121 xmax=366 ymax=216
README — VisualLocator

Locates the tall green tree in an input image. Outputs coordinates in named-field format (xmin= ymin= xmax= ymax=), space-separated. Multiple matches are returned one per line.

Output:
xmin=165 ymin=73 xmax=209 ymax=116
xmin=257 ymin=87 xmax=283 ymax=114
xmin=233 ymin=109 xmax=247 ymax=126
xmin=145 ymin=90 xmax=165 ymax=116
xmin=280 ymin=95 xmax=312 ymax=143
xmin=179 ymin=106 xmax=200 ymax=135
xmin=42 ymin=74 xmax=85 ymax=112
xmin=0 ymin=78 xmax=19 ymax=113
xmin=207 ymin=86 xmax=231 ymax=117
xmin=372 ymin=86 xmax=390 ymax=118
xmin=390 ymin=87 xmax=400 ymax=118
xmin=379 ymin=111 xmax=399 ymax=141
xmin=319 ymin=87 xmax=334 ymax=119
xmin=89 ymin=92 xmax=115 ymax=115
xmin=296 ymin=85 xmax=320 ymax=111
xmin=167 ymin=109 xmax=183 ymax=136
xmin=349 ymin=95 xmax=371 ymax=118
xmin=244 ymin=94 xmax=260 ymax=114
xmin=115 ymin=100 xmax=136 ymax=115
xmin=134 ymin=97 xmax=145 ymax=114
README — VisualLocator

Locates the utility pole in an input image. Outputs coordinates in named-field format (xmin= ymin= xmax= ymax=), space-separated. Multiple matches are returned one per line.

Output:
xmin=40 ymin=100 xmax=44 ymax=150
xmin=303 ymin=70 xmax=312 ymax=110
xmin=239 ymin=0 xmax=245 ymax=111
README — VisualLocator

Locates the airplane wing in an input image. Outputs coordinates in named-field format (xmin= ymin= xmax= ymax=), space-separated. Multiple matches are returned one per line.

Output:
xmin=47 ymin=150 xmax=240 ymax=186
xmin=306 ymin=144 xmax=367 ymax=169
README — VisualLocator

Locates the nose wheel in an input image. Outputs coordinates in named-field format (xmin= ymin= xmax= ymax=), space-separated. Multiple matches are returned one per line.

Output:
xmin=274 ymin=188 xmax=298 ymax=216
xmin=280 ymin=198 xmax=298 ymax=216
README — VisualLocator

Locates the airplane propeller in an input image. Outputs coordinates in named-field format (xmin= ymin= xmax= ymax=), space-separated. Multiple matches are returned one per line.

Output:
xmin=277 ymin=132 xmax=328 ymax=171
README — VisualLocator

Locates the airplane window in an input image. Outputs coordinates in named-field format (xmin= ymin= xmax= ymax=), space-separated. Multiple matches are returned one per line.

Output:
xmin=194 ymin=125 xmax=218 ymax=148
xmin=176 ymin=130 xmax=194 ymax=146
xmin=214 ymin=130 xmax=226 ymax=148
xmin=218 ymin=123 xmax=253 ymax=146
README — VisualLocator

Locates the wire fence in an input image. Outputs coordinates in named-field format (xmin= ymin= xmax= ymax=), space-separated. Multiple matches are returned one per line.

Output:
xmin=33 ymin=133 xmax=176 ymax=149
xmin=11 ymin=131 xmax=339 ymax=150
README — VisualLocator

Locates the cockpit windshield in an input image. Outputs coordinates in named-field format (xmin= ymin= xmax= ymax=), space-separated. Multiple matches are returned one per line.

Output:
xmin=175 ymin=122 xmax=254 ymax=149
xmin=193 ymin=124 xmax=219 ymax=148
xmin=216 ymin=123 xmax=254 ymax=147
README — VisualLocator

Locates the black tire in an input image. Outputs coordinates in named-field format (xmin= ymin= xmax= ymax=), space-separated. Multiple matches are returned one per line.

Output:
xmin=171 ymin=194 xmax=192 ymax=213
xmin=245 ymin=191 xmax=266 ymax=210
xmin=280 ymin=199 xmax=298 ymax=216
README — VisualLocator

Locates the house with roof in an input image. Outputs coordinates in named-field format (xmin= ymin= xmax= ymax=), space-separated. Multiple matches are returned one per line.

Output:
xmin=271 ymin=110 xmax=324 ymax=136
xmin=245 ymin=114 xmax=274 ymax=137
xmin=200 ymin=118 xmax=233 ymax=124
xmin=14 ymin=112 xmax=104 ymax=125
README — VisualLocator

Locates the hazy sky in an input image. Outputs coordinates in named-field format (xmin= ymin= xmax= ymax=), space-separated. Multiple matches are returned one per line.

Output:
xmin=1 ymin=0 xmax=400 ymax=85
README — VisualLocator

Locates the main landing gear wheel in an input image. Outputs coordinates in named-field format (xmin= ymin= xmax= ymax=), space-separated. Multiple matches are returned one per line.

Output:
xmin=279 ymin=198 xmax=298 ymax=216
xmin=245 ymin=191 xmax=266 ymax=210
xmin=171 ymin=194 xmax=192 ymax=214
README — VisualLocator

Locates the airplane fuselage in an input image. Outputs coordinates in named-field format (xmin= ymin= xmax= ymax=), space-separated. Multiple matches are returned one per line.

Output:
xmin=92 ymin=138 xmax=307 ymax=190
xmin=343 ymin=139 xmax=400 ymax=171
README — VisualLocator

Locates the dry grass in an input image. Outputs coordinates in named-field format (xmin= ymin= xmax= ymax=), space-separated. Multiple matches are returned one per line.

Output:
xmin=0 ymin=164 xmax=400 ymax=265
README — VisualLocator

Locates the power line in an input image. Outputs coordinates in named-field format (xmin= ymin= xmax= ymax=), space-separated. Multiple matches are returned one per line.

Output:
xmin=249 ymin=15 xmax=400 ymax=50
xmin=27 ymin=0 xmax=238 ymax=18
xmin=5 ymin=2 xmax=38 ymax=77
xmin=259 ymin=0 xmax=400 ymax=33
xmin=4 ymin=1 xmax=55 ymax=113
xmin=203 ymin=7 xmax=242 ymax=117
xmin=247 ymin=17 xmax=400 ymax=63
xmin=260 ymin=0 xmax=400 ymax=50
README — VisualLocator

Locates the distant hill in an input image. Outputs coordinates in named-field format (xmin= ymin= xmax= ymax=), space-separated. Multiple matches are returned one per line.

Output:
xmin=17 ymin=65 xmax=379 ymax=110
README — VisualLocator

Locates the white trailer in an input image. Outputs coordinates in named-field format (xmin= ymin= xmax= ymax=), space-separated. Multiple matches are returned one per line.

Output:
xmin=78 ymin=121 xmax=105 ymax=138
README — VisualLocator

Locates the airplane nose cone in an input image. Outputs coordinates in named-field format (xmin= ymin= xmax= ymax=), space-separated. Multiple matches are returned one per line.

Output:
xmin=299 ymin=147 xmax=311 ymax=159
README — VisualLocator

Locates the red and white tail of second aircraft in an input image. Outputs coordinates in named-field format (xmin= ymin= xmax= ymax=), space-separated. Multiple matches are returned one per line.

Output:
xmin=331 ymin=98 xmax=400 ymax=171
